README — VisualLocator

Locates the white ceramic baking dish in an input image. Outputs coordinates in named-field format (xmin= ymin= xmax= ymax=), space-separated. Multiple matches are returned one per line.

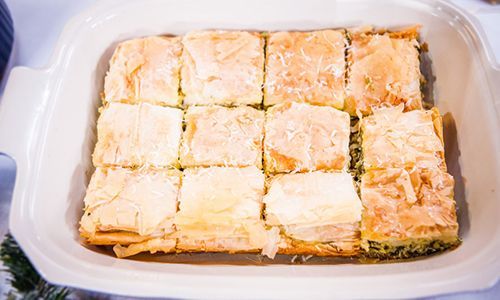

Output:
xmin=0 ymin=0 xmax=499 ymax=298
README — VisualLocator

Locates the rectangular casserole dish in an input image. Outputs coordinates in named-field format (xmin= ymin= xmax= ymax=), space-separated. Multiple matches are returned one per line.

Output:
xmin=0 ymin=0 xmax=499 ymax=298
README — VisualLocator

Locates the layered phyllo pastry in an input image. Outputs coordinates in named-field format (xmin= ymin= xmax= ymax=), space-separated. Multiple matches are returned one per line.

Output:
xmin=92 ymin=102 xmax=183 ymax=168
xmin=264 ymin=30 xmax=346 ymax=108
xmin=103 ymin=36 xmax=182 ymax=107
xmin=175 ymin=166 xmax=278 ymax=256
xmin=360 ymin=167 xmax=459 ymax=258
xmin=345 ymin=27 xmax=422 ymax=116
xmin=264 ymin=102 xmax=350 ymax=173
xmin=82 ymin=25 xmax=461 ymax=262
xmin=80 ymin=167 xmax=181 ymax=258
xmin=180 ymin=105 xmax=264 ymax=168
xmin=361 ymin=105 xmax=445 ymax=171
xmin=181 ymin=31 xmax=265 ymax=106
xmin=264 ymin=171 xmax=362 ymax=256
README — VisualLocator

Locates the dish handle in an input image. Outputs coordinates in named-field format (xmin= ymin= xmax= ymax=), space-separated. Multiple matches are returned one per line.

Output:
xmin=0 ymin=66 xmax=52 ymax=177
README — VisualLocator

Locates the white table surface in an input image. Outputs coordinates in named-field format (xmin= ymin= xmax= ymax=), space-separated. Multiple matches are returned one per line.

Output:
xmin=0 ymin=0 xmax=498 ymax=298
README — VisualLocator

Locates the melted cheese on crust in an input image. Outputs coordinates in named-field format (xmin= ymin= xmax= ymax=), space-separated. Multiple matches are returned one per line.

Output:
xmin=181 ymin=31 xmax=264 ymax=106
xmin=362 ymin=105 xmax=445 ymax=171
xmin=92 ymin=102 xmax=183 ymax=168
xmin=264 ymin=30 xmax=346 ymax=108
xmin=80 ymin=167 xmax=181 ymax=237
xmin=180 ymin=105 xmax=264 ymax=168
xmin=361 ymin=168 xmax=458 ymax=242
xmin=345 ymin=32 xmax=422 ymax=116
xmin=104 ymin=36 xmax=182 ymax=107
xmin=264 ymin=171 xmax=362 ymax=228
xmin=264 ymin=102 xmax=350 ymax=173
xmin=175 ymin=167 xmax=274 ymax=253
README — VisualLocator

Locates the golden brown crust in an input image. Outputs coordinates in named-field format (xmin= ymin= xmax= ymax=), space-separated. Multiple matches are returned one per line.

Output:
xmin=83 ymin=27 xmax=460 ymax=261
xmin=361 ymin=106 xmax=446 ymax=171
xmin=79 ymin=166 xmax=181 ymax=259
xmin=346 ymin=27 xmax=422 ymax=116
xmin=431 ymin=107 xmax=445 ymax=144
xmin=175 ymin=167 xmax=269 ymax=253
xmin=113 ymin=238 xmax=176 ymax=258
xmin=80 ymin=230 xmax=154 ymax=246
xmin=264 ymin=30 xmax=346 ymax=108
xmin=181 ymin=30 xmax=264 ymax=106
xmin=180 ymin=105 xmax=264 ymax=168
xmin=92 ymin=103 xmax=183 ymax=168
xmin=264 ymin=171 xmax=362 ymax=257
xmin=264 ymin=172 xmax=362 ymax=228
xmin=349 ymin=25 xmax=421 ymax=40
xmin=104 ymin=36 xmax=182 ymax=107
xmin=266 ymin=149 xmax=299 ymax=172
xmin=383 ymin=25 xmax=421 ymax=40
xmin=360 ymin=168 xmax=459 ymax=243
xmin=79 ymin=167 xmax=180 ymax=237
xmin=264 ymin=102 xmax=350 ymax=173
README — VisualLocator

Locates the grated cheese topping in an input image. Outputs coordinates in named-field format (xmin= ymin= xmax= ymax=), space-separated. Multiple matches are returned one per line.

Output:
xmin=345 ymin=32 xmax=422 ymax=115
xmin=180 ymin=105 xmax=264 ymax=168
xmin=181 ymin=31 xmax=264 ymax=106
xmin=264 ymin=102 xmax=350 ymax=173
xmin=361 ymin=105 xmax=445 ymax=171
xmin=80 ymin=167 xmax=181 ymax=237
xmin=264 ymin=171 xmax=362 ymax=230
xmin=175 ymin=166 xmax=278 ymax=256
xmin=361 ymin=167 xmax=458 ymax=241
xmin=264 ymin=30 xmax=346 ymax=108
xmin=92 ymin=102 xmax=183 ymax=168
xmin=104 ymin=36 xmax=182 ymax=107
xmin=84 ymin=26 xmax=460 ymax=259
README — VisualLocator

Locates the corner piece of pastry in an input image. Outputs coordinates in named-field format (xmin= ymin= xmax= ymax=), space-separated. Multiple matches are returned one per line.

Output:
xmin=264 ymin=30 xmax=346 ymax=108
xmin=103 ymin=36 xmax=182 ymax=107
xmin=345 ymin=26 xmax=422 ymax=116
xmin=361 ymin=105 xmax=446 ymax=171
xmin=92 ymin=102 xmax=183 ymax=168
xmin=181 ymin=30 xmax=265 ymax=106
xmin=264 ymin=171 xmax=362 ymax=256
xmin=264 ymin=102 xmax=350 ymax=173
xmin=80 ymin=167 xmax=181 ymax=258
xmin=180 ymin=105 xmax=264 ymax=168
xmin=360 ymin=167 xmax=460 ymax=259
xmin=175 ymin=166 xmax=279 ymax=257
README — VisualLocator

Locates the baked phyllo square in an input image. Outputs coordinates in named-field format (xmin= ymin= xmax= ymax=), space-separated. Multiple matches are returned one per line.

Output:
xmin=264 ymin=171 xmax=362 ymax=256
xmin=79 ymin=167 xmax=181 ymax=258
xmin=360 ymin=168 xmax=459 ymax=259
xmin=92 ymin=102 xmax=183 ymax=168
xmin=264 ymin=30 xmax=346 ymax=108
xmin=175 ymin=166 xmax=277 ymax=255
xmin=361 ymin=106 xmax=445 ymax=171
xmin=104 ymin=36 xmax=182 ymax=107
xmin=181 ymin=30 xmax=265 ymax=106
xmin=180 ymin=105 xmax=264 ymax=168
xmin=264 ymin=102 xmax=350 ymax=173
xmin=345 ymin=27 xmax=422 ymax=116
